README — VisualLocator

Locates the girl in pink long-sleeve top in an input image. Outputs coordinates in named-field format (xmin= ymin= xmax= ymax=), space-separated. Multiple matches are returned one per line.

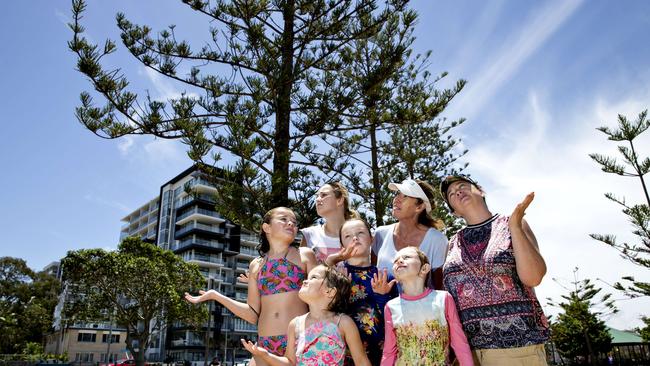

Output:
xmin=380 ymin=247 xmax=473 ymax=366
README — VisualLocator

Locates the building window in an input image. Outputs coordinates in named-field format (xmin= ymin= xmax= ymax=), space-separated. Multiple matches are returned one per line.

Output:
xmin=102 ymin=334 xmax=120 ymax=343
xmin=77 ymin=333 xmax=97 ymax=343
xmin=101 ymin=353 xmax=120 ymax=362
xmin=75 ymin=353 xmax=94 ymax=362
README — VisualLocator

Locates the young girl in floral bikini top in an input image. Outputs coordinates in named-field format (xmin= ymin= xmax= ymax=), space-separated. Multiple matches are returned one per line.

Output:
xmin=242 ymin=264 xmax=371 ymax=366
xmin=186 ymin=207 xmax=317 ymax=366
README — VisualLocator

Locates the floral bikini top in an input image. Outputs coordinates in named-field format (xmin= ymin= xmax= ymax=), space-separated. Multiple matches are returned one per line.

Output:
xmin=257 ymin=248 xmax=306 ymax=296
xmin=295 ymin=313 xmax=346 ymax=366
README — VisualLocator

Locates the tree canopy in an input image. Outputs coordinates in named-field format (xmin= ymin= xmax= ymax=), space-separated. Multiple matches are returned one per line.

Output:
xmin=69 ymin=0 xmax=466 ymax=229
xmin=61 ymin=237 xmax=207 ymax=366
xmin=0 ymin=257 xmax=60 ymax=354
xmin=548 ymin=268 xmax=616 ymax=364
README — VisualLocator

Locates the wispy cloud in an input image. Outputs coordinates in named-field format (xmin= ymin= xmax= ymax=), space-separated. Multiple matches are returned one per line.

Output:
xmin=142 ymin=67 xmax=199 ymax=102
xmin=445 ymin=0 xmax=584 ymax=122
xmin=118 ymin=136 xmax=135 ymax=155
xmin=83 ymin=193 xmax=132 ymax=213
xmin=465 ymin=88 xmax=650 ymax=329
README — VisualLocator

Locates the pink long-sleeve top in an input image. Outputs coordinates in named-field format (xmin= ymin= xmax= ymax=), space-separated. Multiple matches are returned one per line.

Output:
xmin=381 ymin=288 xmax=474 ymax=366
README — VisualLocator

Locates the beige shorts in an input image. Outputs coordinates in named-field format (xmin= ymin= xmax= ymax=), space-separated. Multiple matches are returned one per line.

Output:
xmin=472 ymin=344 xmax=548 ymax=366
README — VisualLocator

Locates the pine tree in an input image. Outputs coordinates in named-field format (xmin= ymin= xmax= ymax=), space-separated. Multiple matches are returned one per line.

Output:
xmin=589 ymin=110 xmax=650 ymax=298
xmin=548 ymin=268 xmax=616 ymax=364
xmin=299 ymin=7 xmax=467 ymax=228
xmin=68 ymin=0 xmax=416 ymax=228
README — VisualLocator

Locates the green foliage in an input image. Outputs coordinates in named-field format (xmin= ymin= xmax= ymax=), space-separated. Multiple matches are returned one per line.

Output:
xmin=69 ymin=0 xmax=429 ymax=229
xmin=61 ymin=237 xmax=207 ymax=366
xmin=0 ymin=257 xmax=60 ymax=354
xmin=637 ymin=316 xmax=650 ymax=342
xmin=548 ymin=268 xmax=616 ymax=364
xmin=305 ymin=7 xmax=467 ymax=229
xmin=589 ymin=109 xmax=650 ymax=298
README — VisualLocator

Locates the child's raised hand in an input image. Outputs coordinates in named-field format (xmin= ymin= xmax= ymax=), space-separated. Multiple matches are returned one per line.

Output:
xmin=371 ymin=269 xmax=397 ymax=295
xmin=237 ymin=271 xmax=250 ymax=283
xmin=325 ymin=246 xmax=361 ymax=266
xmin=240 ymin=339 xmax=269 ymax=357
xmin=184 ymin=289 xmax=215 ymax=304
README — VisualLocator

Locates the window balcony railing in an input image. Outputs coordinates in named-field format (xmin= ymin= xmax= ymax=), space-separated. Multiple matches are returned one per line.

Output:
xmin=175 ymin=222 xmax=225 ymax=237
xmin=176 ymin=207 xmax=223 ymax=222
xmin=173 ymin=238 xmax=225 ymax=251
xmin=175 ymin=193 xmax=217 ymax=208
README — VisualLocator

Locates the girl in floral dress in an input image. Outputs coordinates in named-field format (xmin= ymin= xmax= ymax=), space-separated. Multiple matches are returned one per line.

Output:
xmin=381 ymin=247 xmax=473 ymax=366
xmin=242 ymin=265 xmax=371 ymax=366
xmin=325 ymin=218 xmax=399 ymax=365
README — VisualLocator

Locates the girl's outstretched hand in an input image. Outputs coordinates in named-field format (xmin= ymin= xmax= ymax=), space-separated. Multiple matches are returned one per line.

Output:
xmin=371 ymin=269 xmax=397 ymax=295
xmin=238 ymin=271 xmax=250 ymax=283
xmin=241 ymin=339 xmax=269 ymax=358
xmin=184 ymin=289 xmax=216 ymax=304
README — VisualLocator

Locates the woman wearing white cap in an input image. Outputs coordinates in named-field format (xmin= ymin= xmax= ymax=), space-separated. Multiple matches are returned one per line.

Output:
xmin=371 ymin=179 xmax=448 ymax=289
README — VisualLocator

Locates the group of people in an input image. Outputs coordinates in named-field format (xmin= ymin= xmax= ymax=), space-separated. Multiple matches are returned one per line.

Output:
xmin=184 ymin=175 xmax=550 ymax=366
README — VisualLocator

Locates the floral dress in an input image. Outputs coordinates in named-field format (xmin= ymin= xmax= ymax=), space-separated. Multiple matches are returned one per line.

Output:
xmin=295 ymin=313 xmax=346 ymax=366
xmin=344 ymin=263 xmax=397 ymax=365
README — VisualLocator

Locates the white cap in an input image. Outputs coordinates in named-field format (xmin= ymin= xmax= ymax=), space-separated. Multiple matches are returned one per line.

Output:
xmin=388 ymin=179 xmax=432 ymax=213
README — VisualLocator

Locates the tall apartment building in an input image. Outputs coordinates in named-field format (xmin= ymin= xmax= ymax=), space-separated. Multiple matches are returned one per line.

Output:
xmin=120 ymin=166 xmax=258 ymax=365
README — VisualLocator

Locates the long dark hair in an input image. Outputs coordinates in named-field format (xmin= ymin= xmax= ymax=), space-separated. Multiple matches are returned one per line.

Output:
xmin=256 ymin=207 xmax=297 ymax=256
xmin=325 ymin=181 xmax=359 ymax=220
xmin=415 ymin=180 xmax=444 ymax=230
xmin=321 ymin=265 xmax=351 ymax=313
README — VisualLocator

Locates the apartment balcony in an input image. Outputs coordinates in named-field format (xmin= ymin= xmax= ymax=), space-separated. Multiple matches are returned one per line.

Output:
xmin=235 ymin=261 xmax=249 ymax=271
xmin=174 ymin=222 xmax=226 ymax=240
xmin=175 ymin=193 xmax=217 ymax=211
xmin=238 ymin=247 xmax=258 ymax=257
xmin=219 ymin=274 xmax=235 ymax=283
xmin=233 ymin=323 xmax=258 ymax=333
xmin=172 ymin=238 xmax=225 ymax=254
xmin=240 ymin=234 xmax=259 ymax=244
xmin=184 ymin=254 xmax=226 ymax=267
xmin=176 ymin=207 xmax=225 ymax=226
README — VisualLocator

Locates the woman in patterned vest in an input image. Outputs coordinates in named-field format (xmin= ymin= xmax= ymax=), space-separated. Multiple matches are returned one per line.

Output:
xmin=440 ymin=175 xmax=549 ymax=366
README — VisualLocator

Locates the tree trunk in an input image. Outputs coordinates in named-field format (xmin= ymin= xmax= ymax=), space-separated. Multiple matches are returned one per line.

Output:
xmin=368 ymin=100 xmax=384 ymax=226
xmin=271 ymin=0 xmax=295 ymax=208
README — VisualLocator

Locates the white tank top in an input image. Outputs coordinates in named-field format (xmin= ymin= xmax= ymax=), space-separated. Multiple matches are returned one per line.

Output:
xmin=300 ymin=225 xmax=342 ymax=263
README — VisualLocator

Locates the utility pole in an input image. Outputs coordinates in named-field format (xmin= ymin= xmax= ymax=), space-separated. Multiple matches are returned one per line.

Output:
xmin=106 ymin=309 xmax=114 ymax=365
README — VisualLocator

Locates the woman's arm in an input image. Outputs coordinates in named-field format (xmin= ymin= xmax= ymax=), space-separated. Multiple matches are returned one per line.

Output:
xmin=510 ymin=193 xmax=546 ymax=287
xmin=340 ymin=315 xmax=371 ymax=366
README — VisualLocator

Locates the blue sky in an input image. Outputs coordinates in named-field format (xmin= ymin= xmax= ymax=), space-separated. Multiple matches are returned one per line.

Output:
xmin=2 ymin=0 xmax=649 ymax=330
